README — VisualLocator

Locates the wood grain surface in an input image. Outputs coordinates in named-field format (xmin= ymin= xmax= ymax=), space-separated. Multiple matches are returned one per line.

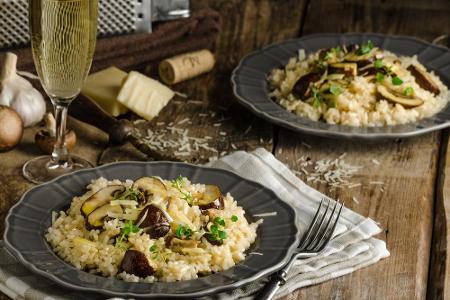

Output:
xmin=0 ymin=0 xmax=449 ymax=299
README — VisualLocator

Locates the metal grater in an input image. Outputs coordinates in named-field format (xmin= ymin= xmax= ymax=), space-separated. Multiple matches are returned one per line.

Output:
xmin=0 ymin=0 xmax=190 ymax=49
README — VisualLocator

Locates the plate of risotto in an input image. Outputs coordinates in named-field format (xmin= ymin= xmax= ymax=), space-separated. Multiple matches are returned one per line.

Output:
xmin=231 ymin=33 xmax=450 ymax=138
xmin=4 ymin=161 xmax=299 ymax=298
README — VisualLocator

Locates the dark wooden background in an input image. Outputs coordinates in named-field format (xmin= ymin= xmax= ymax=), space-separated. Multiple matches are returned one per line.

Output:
xmin=1 ymin=0 xmax=450 ymax=299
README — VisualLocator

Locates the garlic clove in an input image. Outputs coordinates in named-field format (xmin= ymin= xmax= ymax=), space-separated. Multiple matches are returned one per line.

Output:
xmin=0 ymin=52 xmax=46 ymax=127
xmin=11 ymin=89 xmax=46 ymax=127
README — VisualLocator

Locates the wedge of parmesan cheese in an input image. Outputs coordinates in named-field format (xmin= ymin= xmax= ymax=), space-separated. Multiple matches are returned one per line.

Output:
xmin=81 ymin=66 xmax=129 ymax=117
xmin=117 ymin=71 xmax=174 ymax=120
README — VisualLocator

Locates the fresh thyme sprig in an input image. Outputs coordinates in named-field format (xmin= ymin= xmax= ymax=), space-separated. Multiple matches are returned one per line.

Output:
xmin=171 ymin=175 xmax=194 ymax=205
xmin=115 ymin=220 xmax=140 ymax=250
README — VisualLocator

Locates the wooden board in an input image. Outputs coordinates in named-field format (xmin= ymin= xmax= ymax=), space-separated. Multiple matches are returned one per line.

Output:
xmin=0 ymin=0 xmax=449 ymax=299
xmin=100 ymin=0 xmax=308 ymax=163
xmin=275 ymin=132 xmax=439 ymax=299
xmin=428 ymin=129 xmax=450 ymax=299
xmin=274 ymin=0 xmax=450 ymax=299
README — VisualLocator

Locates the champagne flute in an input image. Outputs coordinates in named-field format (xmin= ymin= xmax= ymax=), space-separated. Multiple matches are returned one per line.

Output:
xmin=23 ymin=0 xmax=98 ymax=183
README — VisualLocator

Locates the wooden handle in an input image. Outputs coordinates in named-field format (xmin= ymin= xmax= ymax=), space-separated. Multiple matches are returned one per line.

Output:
xmin=69 ymin=95 xmax=134 ymax=144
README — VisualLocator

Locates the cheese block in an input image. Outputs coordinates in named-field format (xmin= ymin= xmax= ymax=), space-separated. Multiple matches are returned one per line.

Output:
xmin=81 ymin=67 xmax=129 ymax=117
xmin=116 ymin=71 xmax=175 ymax=120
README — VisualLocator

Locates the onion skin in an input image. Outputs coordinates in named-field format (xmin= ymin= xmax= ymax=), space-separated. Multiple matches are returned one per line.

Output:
xmin=0 ymin=105 xmax=23 ymax=152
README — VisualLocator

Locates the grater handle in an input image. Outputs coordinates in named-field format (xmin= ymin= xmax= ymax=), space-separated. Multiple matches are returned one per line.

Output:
xmin=69 ymin=95 xmax=134 ymax=145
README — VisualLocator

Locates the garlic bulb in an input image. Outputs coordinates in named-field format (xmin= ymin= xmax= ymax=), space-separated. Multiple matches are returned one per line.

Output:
xmin=0 ymin=52 xmax=46 ymax=127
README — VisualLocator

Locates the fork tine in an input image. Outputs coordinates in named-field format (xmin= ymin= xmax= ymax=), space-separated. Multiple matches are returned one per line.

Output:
xmin=304 ymin=199 xmax=333 ymax=250
xmin=314 ymin=202 xmax=344 ymax=252
xmin=307 ymin=200 xmax=340 ymax=251
xmin=298 ymin=198 xmax=327 ymax=249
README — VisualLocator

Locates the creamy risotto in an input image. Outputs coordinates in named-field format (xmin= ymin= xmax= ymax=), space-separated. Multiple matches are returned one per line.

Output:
xmin=268 ymin=41 xmax=449 ymax=126
xmin=46 ymin=176 xmax=261 ymax=282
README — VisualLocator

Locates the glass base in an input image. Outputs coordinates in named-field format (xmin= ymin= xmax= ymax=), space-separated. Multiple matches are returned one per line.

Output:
xmin=23 ymin=155 xmax=93 ymax=184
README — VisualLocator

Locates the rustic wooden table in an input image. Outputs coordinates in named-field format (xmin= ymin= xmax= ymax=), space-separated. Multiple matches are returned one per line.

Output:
xmin=1 ymin=0 xmax=450 ymax=299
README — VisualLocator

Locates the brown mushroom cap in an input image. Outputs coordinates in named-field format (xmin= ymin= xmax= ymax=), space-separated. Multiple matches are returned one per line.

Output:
xmin=198 ymin=185 xmax=224 ymax=210
xmin=81 ymin=185 xmax=125 ymax=217
xmin=0 ymin=106 xmax=23 ymax=152
xmin=35 ymin=129 xmax=77 ymax=155
xmin=292 ymin=72 xmax=322 ymax=99
xmin=136 ymin=204 xmax=170 ymax=239
xmin=119 ymin=250 xmax=154 ymax=277
xmin=407 ymin=64 xmax=440 ymax=95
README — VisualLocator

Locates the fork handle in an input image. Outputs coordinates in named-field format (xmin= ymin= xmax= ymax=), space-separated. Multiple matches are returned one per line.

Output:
xmin=257 ymin=252 xmax=317 ymax=300
xmin=257 ymin=270 xmax=287 ymax=300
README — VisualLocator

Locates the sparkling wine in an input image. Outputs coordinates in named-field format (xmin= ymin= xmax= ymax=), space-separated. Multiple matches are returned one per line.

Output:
xmin=29 ymin=0 xmax=98 ymax=100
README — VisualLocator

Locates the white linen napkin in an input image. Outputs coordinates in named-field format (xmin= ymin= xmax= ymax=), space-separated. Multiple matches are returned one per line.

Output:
xmin=0 ymin=148 xmax=389 ymax=299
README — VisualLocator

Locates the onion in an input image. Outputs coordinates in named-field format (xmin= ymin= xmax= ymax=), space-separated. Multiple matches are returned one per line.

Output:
xmin=0 ymin=105 xmax=23 ymax=152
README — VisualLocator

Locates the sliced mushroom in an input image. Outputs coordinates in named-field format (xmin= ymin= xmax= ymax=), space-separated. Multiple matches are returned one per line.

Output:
xmin=198 ymin=185 xmax=224 ymax=210
xmin=407 ymin=64 xmax=440 ymax=95
xmin=134 ymin=177 xmax=168 ymax=203
xmin=170 ymin=238 xmax=198 ymax=248
xmin=328 ymin=63 xmax=358 ymax=77
xmin=359 ymin=67 xmax=377 ymax=77
xmin=292 ymin=72 xmax=322 ymax=99
xmin=377 ymin=85 xmax=424 ymax=108
xmin=119 ymin=249 xmax=155 ymax=277
xmin=344 ymin=47 xmax=378 ymax=64
xmin=87 ymin=204 xmax=123 ymax=229
xmin=136 ymin=204 xmax=170 ymax=238
xmin=81 ymin=185 xmax=125 ymax=217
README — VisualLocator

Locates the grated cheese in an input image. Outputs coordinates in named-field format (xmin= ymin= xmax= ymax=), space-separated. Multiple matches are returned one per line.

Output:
xmin=295 ymin=154 xmax=361 ymax=189
xmin=253 ymin=212 xmax=278 ymax=217
xmin=301 ymin=141 xmax=312 ymax=149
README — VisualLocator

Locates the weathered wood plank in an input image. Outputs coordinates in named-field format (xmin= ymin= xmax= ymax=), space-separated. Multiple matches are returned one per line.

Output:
xmin=101 ymin=0 xmax=308 ymax=163
xmin=302 ymin=0 xmax=450 ymax=42
xmin=428 ymin=130 xmax=450 ymax=300
xmin=274 ymin=0 xmax=450 ymax=299
xmin=276 ymin=132 xmax=439 ymax=299
xmin=0 ymin=117 xmax=107 ymax=234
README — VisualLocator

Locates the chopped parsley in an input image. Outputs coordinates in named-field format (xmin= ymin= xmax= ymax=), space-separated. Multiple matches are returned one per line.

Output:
xmin=206 ymin=216 xmax=228 ymax=244
xmin=207 ymin=224 xmax=227 ymax=244
xmin=329 ymin=99 xmax=337 ymax=108
xmin=214 ymin=217 xmax=225 ymax=226
xmin=376 ymin=72 xmax=385 ymax=82
xmin=357 ymin=40 xmax=374 ymax=55
xmin=315 ymin=60 xmax=326 ymax=71
xmin=311 ymin=86 xmax=322 ymax=108
xmin=175 ymin=224 xmax=193 ymax=240
xmin=329 ymin=85 xmax=343 ymax=96
xmin=404 ymin=86 xmax=414 ymax=96
xmin=115 ymin=220 xmax=140 ymax=249
xmin=149 ymin=244 xmax=158 ymax=259
xmin=171 ymin=175 xmax=194 ymax=205
xmin=231 ymin=215 xmax=238 ymax=222
xmin=374 ymin=59 xmax=384 ymax=69
xmin=324 ymin=46 xmax=341 ymax=60
xmin=392 ymin=76 xmax=403 ymax=85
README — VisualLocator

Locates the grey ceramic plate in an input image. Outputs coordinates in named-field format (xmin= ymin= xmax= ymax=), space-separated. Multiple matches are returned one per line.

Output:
xmin=4 ymin=161 xmax=299 ymax=298
xmin=231 ymin=33 xmax=450 ymax=139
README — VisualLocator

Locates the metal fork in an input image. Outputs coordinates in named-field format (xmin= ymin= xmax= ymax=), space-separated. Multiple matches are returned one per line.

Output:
xmin=257 ymin=198 xmax=343 ymax=300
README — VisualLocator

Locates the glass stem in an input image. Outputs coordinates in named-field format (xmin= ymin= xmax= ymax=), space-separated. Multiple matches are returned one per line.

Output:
xmin=51 ymin=99 xmax=72 ymax=167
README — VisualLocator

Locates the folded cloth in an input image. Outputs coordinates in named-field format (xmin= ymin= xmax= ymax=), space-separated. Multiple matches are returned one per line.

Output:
xmin=0 ymin=8 xmax=221 ymax=73
xmin=0 ymin=148 xmax=389 ymax=299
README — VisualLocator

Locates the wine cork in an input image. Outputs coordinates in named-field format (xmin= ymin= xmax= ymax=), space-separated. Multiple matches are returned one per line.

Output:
xmin=159 ymin=49 xmax=215 ymax=84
